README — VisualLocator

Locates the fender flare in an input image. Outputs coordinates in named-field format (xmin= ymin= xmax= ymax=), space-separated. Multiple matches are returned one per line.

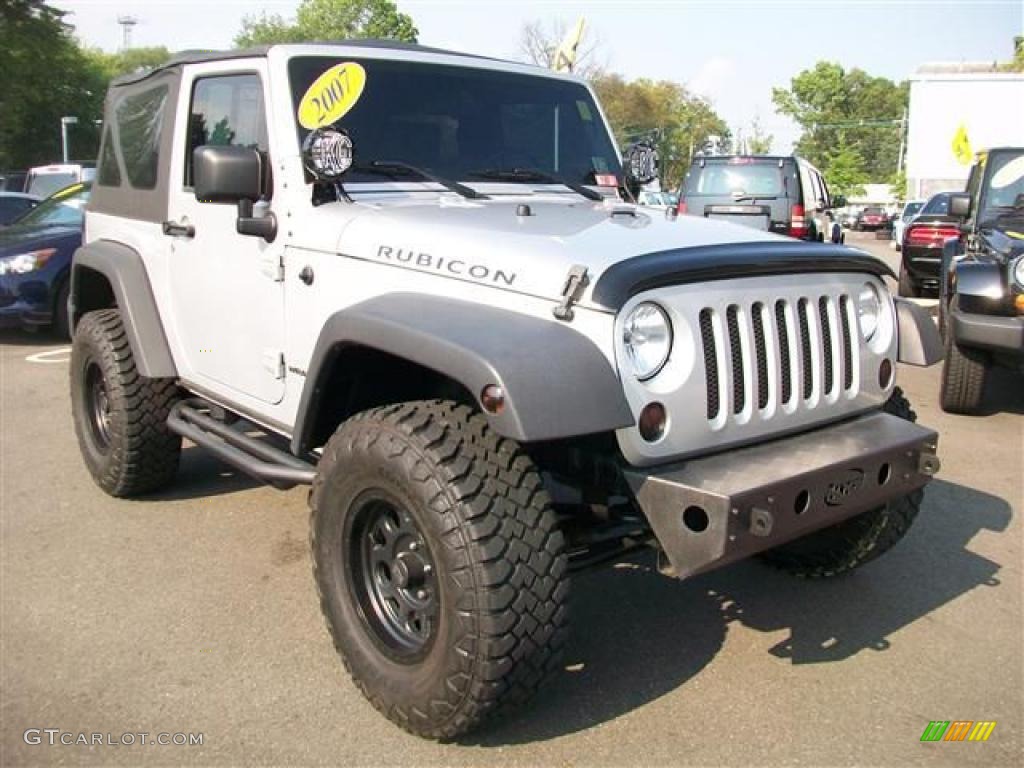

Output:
xmin=895 ymin=298 xmax=943 ymax=366
xmin=71 ymin=240 xmax=177 ymax=378
xmin=291 ymin=294 xmax=633 ymax=454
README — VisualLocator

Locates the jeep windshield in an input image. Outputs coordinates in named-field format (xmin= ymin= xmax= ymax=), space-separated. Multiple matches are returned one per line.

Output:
xmin=288 ymin=57 xmax=620 ymax=188
xmin=979 ymin=151 xmax=1024 ymax=226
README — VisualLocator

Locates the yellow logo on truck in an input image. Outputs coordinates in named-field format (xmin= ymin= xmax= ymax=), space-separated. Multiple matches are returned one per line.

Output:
xmin=952 ymin=124 xmax=973 ymax=165
xmin=297 ymin=62 xmax=366 ymax=130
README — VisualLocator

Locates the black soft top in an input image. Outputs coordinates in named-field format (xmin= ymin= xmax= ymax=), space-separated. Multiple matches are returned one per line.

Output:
xmin=111 ymin=40 xmax=504 ymax=87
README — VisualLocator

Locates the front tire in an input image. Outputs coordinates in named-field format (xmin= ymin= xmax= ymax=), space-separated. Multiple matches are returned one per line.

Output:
xmin=311 ymin=401 xmax=568 ymax=740
xmin=71 ymin=309 xmax=182 ymax=496
xmin=759 ymin=389 xmax=923 ymax=578
xmin=940 ymin=327 xmax=988 ymax=414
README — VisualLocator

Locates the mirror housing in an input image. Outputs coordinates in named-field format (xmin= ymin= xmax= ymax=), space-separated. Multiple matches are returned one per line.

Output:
xmin=949 ymin=192 xmax=971 ymax=219
xmin=193 ymin=145 xmax=276 ymax=243
xmin=831 ymin=194 xmax=847 ymax=209
xmin=193 ymin=145 xmax=263 ymax=203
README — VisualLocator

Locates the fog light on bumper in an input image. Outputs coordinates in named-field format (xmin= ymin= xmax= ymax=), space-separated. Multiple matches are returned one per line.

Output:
xmin=638 ymin=402 xmax=667 ymax=442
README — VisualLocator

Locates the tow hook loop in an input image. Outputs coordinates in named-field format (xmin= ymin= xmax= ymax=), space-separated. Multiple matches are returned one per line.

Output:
xmin=919 ymin=452 xmax=941 ymax=476
xmin=553 ymin=264 xmax=590 ymax=322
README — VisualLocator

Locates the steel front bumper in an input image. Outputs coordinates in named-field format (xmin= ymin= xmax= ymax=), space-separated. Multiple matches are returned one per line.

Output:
xmin=623 ymin=412 xmax=939 ymax=579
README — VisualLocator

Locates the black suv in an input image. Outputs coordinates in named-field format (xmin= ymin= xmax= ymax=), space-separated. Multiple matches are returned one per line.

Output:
xmin=939 ymin=147 xmax=1024 ymax=413
xmin=676 ymin=155 xmax=846 ymax=243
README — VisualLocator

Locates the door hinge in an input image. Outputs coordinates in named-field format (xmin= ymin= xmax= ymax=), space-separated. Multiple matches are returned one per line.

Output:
xmin=552 ymin=264 xmax=590 ymax=322
xmin=261 ymin=252 xmax=284 ymax=282
xmin=262 ymin=349 xmax=285 ymax=379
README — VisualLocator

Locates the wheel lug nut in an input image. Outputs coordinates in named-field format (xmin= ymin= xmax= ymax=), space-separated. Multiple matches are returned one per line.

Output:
xmin=416 ymin=589 xmax=427 ymax=600
xmin=409 ymin=542 xmax=418 ymax=551
xmin=423 ymin=564 xmax=432 ymax=575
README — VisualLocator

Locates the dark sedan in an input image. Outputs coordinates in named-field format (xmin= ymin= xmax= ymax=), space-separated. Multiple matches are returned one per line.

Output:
xmin=854 ymin=206 xmax=889 ymax=231
xmin=898 ymin=191 xmax=960 ymax=298
xmin=0 ymin=192 xmax=41 ymax=225
xmin=0 ymin=182 xmax=89 ymax=338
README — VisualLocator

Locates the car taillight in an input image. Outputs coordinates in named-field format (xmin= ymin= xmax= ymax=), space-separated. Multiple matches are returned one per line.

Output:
xmin=789 ymin=204 xmax=807 ymax=238
xmin=906 ymin=224 xmax=960 ymax=247
xmin=677 ymin=200 xmax=688 ymax=215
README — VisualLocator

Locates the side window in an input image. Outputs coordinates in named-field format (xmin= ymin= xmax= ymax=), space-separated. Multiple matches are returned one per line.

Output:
xmin=115 ymin=84 xmax=168 ymax=190
xmin=964 ymin=158 xmax=984 ymax=214
xmin=185 ymin=73 xmax=269 ymax=191
xmin=97 ymin=126 xmax=121 ymax=187
xmin=817 ymin=172 xmax=832 ymax=207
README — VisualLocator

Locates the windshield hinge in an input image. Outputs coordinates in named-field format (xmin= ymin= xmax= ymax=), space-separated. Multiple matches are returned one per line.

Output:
xmin=553 ymin=264 xmax=590 ymax=322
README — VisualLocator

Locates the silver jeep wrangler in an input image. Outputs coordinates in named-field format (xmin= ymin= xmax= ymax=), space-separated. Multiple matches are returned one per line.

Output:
xmin=70 ymin=41 xmax=943 ymax=739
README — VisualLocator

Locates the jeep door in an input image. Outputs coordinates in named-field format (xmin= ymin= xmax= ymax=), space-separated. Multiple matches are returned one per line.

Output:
xmin=164 ymin=64 xmax=286 ymax=405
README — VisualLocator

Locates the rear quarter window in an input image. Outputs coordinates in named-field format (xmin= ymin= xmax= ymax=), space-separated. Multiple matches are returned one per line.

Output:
xmin=683 ymin=161 xmax=788 ymax=197
xmin=115 ymin=84 xmax=169 ymax=190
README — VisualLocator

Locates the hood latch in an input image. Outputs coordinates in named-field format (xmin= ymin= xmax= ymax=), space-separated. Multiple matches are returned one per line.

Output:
xmin=553 ymin=264 xmax=590 ymax=322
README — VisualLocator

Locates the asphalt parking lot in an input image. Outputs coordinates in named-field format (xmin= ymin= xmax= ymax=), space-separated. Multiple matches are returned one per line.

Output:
xmin=1 ymin=230 xmax=1021 ymax=766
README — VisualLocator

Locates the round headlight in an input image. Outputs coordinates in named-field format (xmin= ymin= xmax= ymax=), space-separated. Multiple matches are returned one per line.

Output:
xmin=623 ymin=302 xmax=672 ymax=380
xmin=1013 ymin=257 xmax=1024 ymax=289
xmin=857 ymin=282 xmax=882 ymax=340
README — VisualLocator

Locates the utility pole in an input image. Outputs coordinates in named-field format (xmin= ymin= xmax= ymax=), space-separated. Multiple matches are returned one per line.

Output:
xmin=61 ymin=116 xmax=78 ymax=163
xmin=117 ymin=15 xmax=138 ymax=51
xmin=896 ymin=107 xmax=908 ymax=174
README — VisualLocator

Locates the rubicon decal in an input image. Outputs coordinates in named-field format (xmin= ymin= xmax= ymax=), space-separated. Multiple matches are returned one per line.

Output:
xmin=920 ymin=720 xmax=996 ymax=742
xmin=375 ymin=245 xmax=517 ymax=286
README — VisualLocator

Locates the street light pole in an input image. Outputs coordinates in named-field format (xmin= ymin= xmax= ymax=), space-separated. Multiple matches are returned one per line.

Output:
xmin=61 ymin=116 xmax=78 ymax=163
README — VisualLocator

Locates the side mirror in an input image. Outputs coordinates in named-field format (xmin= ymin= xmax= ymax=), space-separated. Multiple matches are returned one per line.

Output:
xmin=831 ymin=194 xmax=847 ymax=209
xmin=949 ymin=192 xmax=971 ymax=219
xmin=193 ymin=145 xmax=276 ymax=242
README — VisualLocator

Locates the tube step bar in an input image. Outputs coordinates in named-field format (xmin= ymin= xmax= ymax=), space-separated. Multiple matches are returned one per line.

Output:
xmin=167 ymin=399 xmax=316 ymax=489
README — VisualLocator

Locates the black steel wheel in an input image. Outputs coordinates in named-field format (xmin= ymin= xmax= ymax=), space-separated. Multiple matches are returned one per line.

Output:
xmin=348 ymin=493 xmax=439 ymax=659
xmin=311 ymin=400 xmax=568 ymax=740
xmin=84 ymin=361 xmax=113 ymax=452
xmin=71 ymin=309 xmax=182 ymax=497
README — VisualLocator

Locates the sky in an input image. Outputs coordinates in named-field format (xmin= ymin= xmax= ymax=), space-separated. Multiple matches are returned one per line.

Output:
xmin=52 ymin=0 xmax=1024 ymax=152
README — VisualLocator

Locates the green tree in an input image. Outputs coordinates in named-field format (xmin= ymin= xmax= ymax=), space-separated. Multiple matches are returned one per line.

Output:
xmin=772 ymin=61 xmax=907 ymax=180
xmin=746 ymin=116 xmax=773 ymax=154
xmin=822 ymin=142 xmax=868 ymax=198
xmin=235 ymin=0 xmax=418 ymax=47
xmin=592 ymin=74 xmax=730 ymax=187
xmin=0 ymin=1 xmax=106 ymax=168
xmin=999 ymin=36 xmax=1023 ymax=72
xmin=84 ymin=46 xmax=173 ymax=79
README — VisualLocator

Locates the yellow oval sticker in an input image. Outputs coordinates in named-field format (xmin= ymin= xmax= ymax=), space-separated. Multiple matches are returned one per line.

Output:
xmin=297 ymin=62 xmax=366 ymax=130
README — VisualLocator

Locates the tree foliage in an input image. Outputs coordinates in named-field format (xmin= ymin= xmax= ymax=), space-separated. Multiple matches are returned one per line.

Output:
xmin=592 ymin=75 xmax=730 ymax=187
xmin=519 ymin=18 xmax=605 ymax=80
xmin=235 ymin=0 xmax=418 ymax=47
xmin=0 ymin=1 xmax=108 ymax=169
xmin=84 ymin=46 xmax=173 ymax=79
xmin=822 ymin=142 xmax=868 ymax=197
xmin=772 ymin=61 xmax=907 ymax=181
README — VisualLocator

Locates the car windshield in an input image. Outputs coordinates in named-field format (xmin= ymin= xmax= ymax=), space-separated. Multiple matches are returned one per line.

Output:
xmin=287 ymin=57 xmax=621 ymax=186
xmin=980 ymin=151 xmax=1024 ymax=223
xmin=683 ymin=160 xmax=786 ymax=197
xmin=13 ymin=183 xmax=90 ymax=228
xmin=922 ymin=194 xmax=951 ymax=215
xmin=26 ymin=172 xmax=77 ymax=199
xmin=863 ymin=207 xmax=883 ymax=215
xmin=902 ymin=202 xmax=923 ymax=219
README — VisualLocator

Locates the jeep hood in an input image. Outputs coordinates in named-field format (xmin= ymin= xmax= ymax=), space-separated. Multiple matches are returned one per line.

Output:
xmin=331 ymin=196 xmax=888 ymax=310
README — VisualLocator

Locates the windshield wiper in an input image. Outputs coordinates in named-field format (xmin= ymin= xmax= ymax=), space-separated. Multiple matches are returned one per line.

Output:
xmin=732 ymin=194 xmax=778 ymax=202
xmin=467 ymin=168 xmax=604 ymax=201
xmin=354 ymin=160 xmax=486 ymax=200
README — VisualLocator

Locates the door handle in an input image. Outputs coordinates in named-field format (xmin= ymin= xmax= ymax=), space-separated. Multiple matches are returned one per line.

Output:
xmin=162 ymin=220 xmax=195 ymax=238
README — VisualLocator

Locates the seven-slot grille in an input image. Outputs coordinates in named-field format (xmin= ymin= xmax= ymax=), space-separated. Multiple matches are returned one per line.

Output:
xmin=700 ymin=293 xmax=859 ymax=424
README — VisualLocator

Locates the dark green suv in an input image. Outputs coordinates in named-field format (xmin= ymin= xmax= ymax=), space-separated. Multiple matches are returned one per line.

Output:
xmin=939 ymin=147 xmax=1024 ymax=413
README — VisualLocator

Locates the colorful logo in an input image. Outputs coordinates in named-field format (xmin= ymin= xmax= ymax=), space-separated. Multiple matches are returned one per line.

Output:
xmin=920 ymin=721 xmax=996 ymax=742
